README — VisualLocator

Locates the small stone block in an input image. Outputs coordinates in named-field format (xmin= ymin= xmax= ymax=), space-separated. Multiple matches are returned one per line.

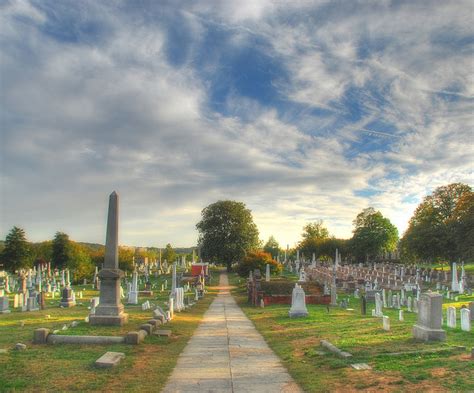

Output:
xmin=95 ymin=352 xmax=125 ymax=368
xmin=351 ymin=363 xmax=372 ymax=370
xmin=33 ymin=328 xmax=50 ymax=344
xmin=15 ymin=343 xmax=26 ymax=351
xmin=126 ymin=331 xmax=143 ymax=345
xmin=140 ymin=324 xmax=153 ymax=335
xmin=153 ymin=314 xmax=165 ymax=324
xmin=147 ymin=319 xmax=159 ymax=327
xmin=154 ymin=329 xmax=172 ymax=337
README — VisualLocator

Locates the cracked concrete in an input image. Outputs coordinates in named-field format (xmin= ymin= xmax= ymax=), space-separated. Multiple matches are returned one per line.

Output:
xmin=162 ymin=274 xmax=302 ymax=393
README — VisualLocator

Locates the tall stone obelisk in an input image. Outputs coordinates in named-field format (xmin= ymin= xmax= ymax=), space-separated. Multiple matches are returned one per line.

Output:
xmin=89 ymin=192 xmax=128 ymax=326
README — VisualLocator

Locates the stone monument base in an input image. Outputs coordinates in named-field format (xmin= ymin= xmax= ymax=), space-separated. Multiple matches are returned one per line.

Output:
xmin=289 ymin=310 xmax=308 ymax=318
xmin=413 ymin=324 xmax=446 ymax=342
xmin=89 ymin=313 xmax=129 ymax=326
xmin=60 ymin=300 xmax=76 ymax=308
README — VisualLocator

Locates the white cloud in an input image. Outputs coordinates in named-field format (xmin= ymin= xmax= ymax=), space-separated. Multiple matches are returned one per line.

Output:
xmin=1 ymin=0 xmax=472 ymax=249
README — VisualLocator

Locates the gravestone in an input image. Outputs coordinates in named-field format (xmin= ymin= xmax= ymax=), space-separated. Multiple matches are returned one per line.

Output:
xmin=447 ymin=307 xmax=456 ymax=328
xmin=383 ymin=316 xmax=390 ymax=331
xmin=399 ymin=310 xmax=404 ymax=321
xmin=265 ymin=264 xmax=270 ymax=282
xmin=460 ymin=309 xmax=471 ymax=332
xmin=0 ymin=296 xmax=10 ymax=314
xmin=360 ymin=295 xmax=367 ymax=315
xmin=89 ymin=192 xmax=129 ymax=326
xmin=413 ymin=293 xmax=446 ymax=341
xmin=375 ymin=293 xmax=383 ymax=317
xmin=289 ymin=284 xmax=308 ymax=318
xmin=469 ymin=302 xmax=474 ymax=321
xmin=60 ymin=287 xmax=76 ymax=308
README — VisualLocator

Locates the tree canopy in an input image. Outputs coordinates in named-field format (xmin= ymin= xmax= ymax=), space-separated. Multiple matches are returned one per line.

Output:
xmin=162 ymin=243 xmax=176 ymax=264
xmin=196 ymin=200 xmax=260 ymax=271
xmin=350 ymin=207 xmax=399 ymax=261
xmin=263 ymin=236 xmax=281 ymax=258
xmin=0 ymin=226 xmax=32 ymax=272
xmin=301 ymin=220 xmax=329 ymax=241
xmin=401 ymin=183 xmax=473 ymax=262
xmin=51 ymin=232 xmax=71 ymax=269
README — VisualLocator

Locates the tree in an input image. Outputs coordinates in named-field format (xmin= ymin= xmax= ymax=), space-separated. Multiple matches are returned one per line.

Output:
xmin=301 ymin=220 xmax=329 ymax=240
xmin=0 ymin=226 xmax=32 ymax=272
xmin=299 ymin=220 xmax=331 ymax=258
xmin=263 ymin=236 xmax=280 ymax=258
xmin=236 ymin=251 xmax=282 ymax=278
xmin=350 ymin=208 xmax=398 ymax=261
xmin=196 ymin=200 xmax=260 ymax=271
xmin=162 ymin=243 xmax=176 ymax=264
xmin=31 ymin=241 xmax=53 ymax=263
xmin=401 ymin=183 xmax=473 ymax=262
xmin=67 ymin=242 xmax=94 ymax=283
xmin=51 ymin=232 xmax=71 ymax=269
xmin=119 ymin=247 xmax=135 ymax=272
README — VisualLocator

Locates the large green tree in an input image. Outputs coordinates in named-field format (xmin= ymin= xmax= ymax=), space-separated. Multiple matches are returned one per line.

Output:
xmin=51 ymin=232 xmax=72 ymax=269
xmin=401 ymin=183 xmax=473 ymax=262
xmin=263 ymin=235 xmax=281 ymax=258
xmin=196 ymin=200 xmax=260 ymax=271
xmin=299 ymin=220 xmax=332 ymax=258
xmin=350 ymin=208 xmax=398 ymax=261
xmin=0 ymin=226 xmax=32 ymax=272
xmin=162 ymin=243 xmax=176 ymax=264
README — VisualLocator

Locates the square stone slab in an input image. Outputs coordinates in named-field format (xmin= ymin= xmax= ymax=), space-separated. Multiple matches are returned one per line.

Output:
xmin=351 ymin=363 xmax=372 ymax=370
xmin=95 ymin=352 xmax=125 ymax=368
xmin=154 ymin=329 xmax=172 ymax=337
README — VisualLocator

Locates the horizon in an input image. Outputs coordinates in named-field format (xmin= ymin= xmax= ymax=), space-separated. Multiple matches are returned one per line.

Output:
xmin=1 ymin=1 xmax=473 ymax=249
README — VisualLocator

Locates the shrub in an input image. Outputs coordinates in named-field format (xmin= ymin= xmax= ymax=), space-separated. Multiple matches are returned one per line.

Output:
xmin=236 ymin=251 xmax=282 ymax=277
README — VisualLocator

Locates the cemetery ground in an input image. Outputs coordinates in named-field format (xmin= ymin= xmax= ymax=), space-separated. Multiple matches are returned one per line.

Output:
xmin=0 ymin=273 xmax=219 ymax=392
xmin=230 ymin=274 xmax=474 ymax=393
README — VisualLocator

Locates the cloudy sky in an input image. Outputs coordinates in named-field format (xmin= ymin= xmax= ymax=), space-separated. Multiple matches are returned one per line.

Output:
xmin=1 ymin=0 xmax=473 ymax=248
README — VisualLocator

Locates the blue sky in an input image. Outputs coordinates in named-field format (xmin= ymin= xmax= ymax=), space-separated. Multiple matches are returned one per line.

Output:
xmin=1 ymin=0 xmax=473 ymax=248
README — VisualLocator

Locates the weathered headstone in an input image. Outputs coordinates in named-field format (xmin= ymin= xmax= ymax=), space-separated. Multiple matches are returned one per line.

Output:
xmin=375 ymin=293 xmax=383 ymax=317
xmin=460 ymin=308 xmax=471 ymax=332
xmin=447 ymin=306 xmax=456 ymax=328
xmin=60 ymin=287 xmax=76 ymax=308
xmin=413 ymin=293 xmax=446 ymax=342
xmin=383 ymin=315 xmax=390 ymax=331
xmin=360 ymin=295 xmax=367 ymax=315
xmin=289 ymin=284 xmax=308 ymax=318
xmin=89 ymin=192 xmax=129 ymax=326
xmin=0 ymin=296 xmax=10 ymax=314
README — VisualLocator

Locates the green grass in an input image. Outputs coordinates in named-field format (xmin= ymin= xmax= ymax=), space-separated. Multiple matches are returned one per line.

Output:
xmin=230 ymin=273 xmax=474 ymax=393
xmin=0 ymin=273 xmax=219 ymax=392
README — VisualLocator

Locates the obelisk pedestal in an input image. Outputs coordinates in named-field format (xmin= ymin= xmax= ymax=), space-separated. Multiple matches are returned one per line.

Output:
xmin=89 ymin=192 xmax=128 ymax=326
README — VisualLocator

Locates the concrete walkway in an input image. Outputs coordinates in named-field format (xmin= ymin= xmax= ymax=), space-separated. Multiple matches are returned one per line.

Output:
xmin=162 ymin=274 xmax=302 ymax=393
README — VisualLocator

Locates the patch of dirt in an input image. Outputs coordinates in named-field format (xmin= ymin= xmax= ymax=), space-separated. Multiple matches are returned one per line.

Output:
xmin=292 ymin=337 xmax=319 ymax=358
xmin=330 ymin=368 xmax=451 ymax=393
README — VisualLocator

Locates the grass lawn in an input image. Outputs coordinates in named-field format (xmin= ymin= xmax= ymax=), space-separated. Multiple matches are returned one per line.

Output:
xmin=230 ymin=273 xmax=474 ymax=393
xmin=0 ymin=272 xmax=219 ymax=392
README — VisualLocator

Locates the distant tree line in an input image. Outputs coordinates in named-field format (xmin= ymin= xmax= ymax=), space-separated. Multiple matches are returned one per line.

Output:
xmin=0 ymin=229 xmax=187 ymax=281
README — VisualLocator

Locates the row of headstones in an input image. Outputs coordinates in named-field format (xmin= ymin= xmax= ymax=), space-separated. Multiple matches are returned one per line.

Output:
xmin=446 ymin=306 xmax=472 ymax=331
xmin=0 ymin=287 xmax=86 ymax=313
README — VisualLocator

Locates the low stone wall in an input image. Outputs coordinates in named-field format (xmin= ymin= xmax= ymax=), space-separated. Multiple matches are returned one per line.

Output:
xmin=262 ymin=294 xmax=330 ymax=306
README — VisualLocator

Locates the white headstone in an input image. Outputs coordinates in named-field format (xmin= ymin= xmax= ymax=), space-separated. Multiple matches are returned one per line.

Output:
xmin=460 ymin=308 xmax=471 ymax=331
xmin=383 ymin=315 xmax=390 ymax=331
xmin=289 ymin=284 xmax=308 ymax=318
xmin=447 ymin=306 xmax=456 ymax=328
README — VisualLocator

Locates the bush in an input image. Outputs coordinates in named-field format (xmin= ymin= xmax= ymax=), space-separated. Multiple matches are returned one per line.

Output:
xmin=236 ymin=251 xmax=282 ymax=277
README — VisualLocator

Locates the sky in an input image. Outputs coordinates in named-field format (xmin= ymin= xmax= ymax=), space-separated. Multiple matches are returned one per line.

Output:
xmin=1 ymin=0 xmax=473 ymax=248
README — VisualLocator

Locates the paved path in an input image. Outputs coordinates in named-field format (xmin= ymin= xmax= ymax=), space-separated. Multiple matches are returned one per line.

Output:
xmin=162 ymin=274 xmax=302 ymax=393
